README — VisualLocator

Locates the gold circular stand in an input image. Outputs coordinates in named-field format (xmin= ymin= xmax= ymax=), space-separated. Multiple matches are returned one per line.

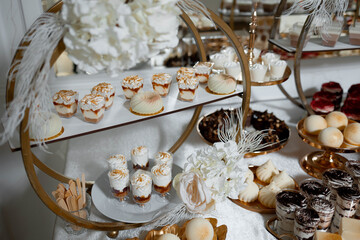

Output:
xmin=297 ymin=118 xmax=360 ymax=179
xmin=6 ymin=1 xmax=251 ymax=235
xmin=238 ymin=66 xmax=292 ymax=86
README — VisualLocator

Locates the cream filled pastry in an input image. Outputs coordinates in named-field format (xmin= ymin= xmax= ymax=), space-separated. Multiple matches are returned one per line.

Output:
xmin=193 ymin=62 xmax=214 ymax=83
xmin=238 ymin=181 xmax=259 ymax=203
xmin=249 ymin=64 xmax=267 ymax=82
xmin=256 ymin=160 xmax=279 ymax=183
xmin=270 ymin=171 xmax=295 ymax=189
xmin=131 ymin=170 xmax=152 ymax=204
xmin=258 ymin=182 xmax=281 ymax=208
xmin=53 ymin=90 xmax=79 ymax=118
xmin=91 ymin=82 xmax=115 ymax=109
xmin=79 ymin=94 xmax=105 ymax=123
xmin=269 ymin=60 xmax=287 ymax=79
xmin=304 ymin=115 xmax=327 ymax=135
xmin=176 ymin=67 xmax=195 ymax=82
xmin=178 ymin=77 xmax=199 ymax=101
xmin=318 ymin=127 xmax=344 ymax=148
xmin=208 ymin=73 xmax=236 ymax=94
xmin=151 ymin=164 xmax=172 ymax=195
xmin=343 ymin=122 xmax=360 ymax=146
xmin=262 ymin=52 xmax=280 ymax=66
xmin=130 ymin=91 xmax=163 ymax=115
xmin=152 ymin=73 xmax=172 ymax=97
xmin=131 ymin=146 xmax=149 ymax=169
xmin=224 ymin=61 xmax=241 ymax=80
xmin=209 ymin=52 xmax=227 ymax=70
xmin=185 ymin=218 xmax=214 ymax=240
xmin=325 ymin=111 xmax=348 ymax=130
xmin=122 ymin=75 xmax=143 ymax=99
xmin=107 ymin=154 xmax=127 ymax=171
xmin=155 ymin=151 xmax=173 ymax=166
xmin=108 ymin=168 xmax=130 ymax=200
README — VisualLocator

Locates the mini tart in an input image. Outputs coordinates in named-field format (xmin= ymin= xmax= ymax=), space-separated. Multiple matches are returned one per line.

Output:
xmin=91 ymin=82 xmax=115 ymax=110
xmin=130 ymin=91 xmax=163 ymax=115
xmin=208 ymin=74 xmax=236 ymax=94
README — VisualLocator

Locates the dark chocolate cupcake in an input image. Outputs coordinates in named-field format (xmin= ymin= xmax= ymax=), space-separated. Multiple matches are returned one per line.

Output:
xmin=294 ymin=208 xmax=320 ymax=240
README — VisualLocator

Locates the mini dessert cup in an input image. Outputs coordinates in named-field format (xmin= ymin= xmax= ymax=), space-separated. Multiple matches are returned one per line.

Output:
xmin=122 ymin=75 xmax=143 ymax=99
xmin=107 ymin=154 xmax=127 ymax=171
xmin=176 ymin=67 xmax=195 ymax=82
xmin=321 ymin=21 xmax=343 ymax=47
xmin=261 ymin=52 xmax=281 ymax=67
xmin=178 ymin=77 xmax=199 ymax=101
xmin=209 ymin=53 xmax=227 ymax=71
xmin=193 ymin=62 xmax=214 ymax=83
xmin=276 ymin=190 xmax=307 ymax=234
xmin=131 ymin=146 xmax=149 ymax=170
xmin=53 ymin=90 xmax=79 ymax=118
xmin=349 ymin=24 xmax=360 ymax=45
xmin=151 ymin=164 xmax=172 ymax=197
xmin=262 ymin=0 xmax=280 ymax=13
xmin=224 ymin=61 xmax=241 ymax=80
xmin=63 ymin=193 xmax=91 ymax=235
xmin=154 ymin=151 xmax=173 ymax=166
xmin=79 ymin=94 xmax=105 ymax=123
xmin=269 ymin=60 xmax=287 ymax=80
xmin=309 ymin=197 xmax=335 ymax=231
xmin=250 ymin=64 xmax=267 ymax=82
xmin=152 ymin=73 xmax=172 ymax=97
xmin=91 ymin=82 xmax=115 ymax=110
xmin=131 ymin=170 xmax=152 ymax=207
xmin=289 ymin=22 xmax=311 ymax=48
xmin=299 ymin=178 xmax=331 ymax=200
xmin=221 ymin=46 xmax=237 ymax=62
xmin=294 ymin=208 xmax=320 ymax=240
xmin=322 ymin=168 xmax=354 ymax=203
xmin=108 ymin=168 xmax=130 ymax=201
xmin=345 ymin=160 xmax=360 ymax=184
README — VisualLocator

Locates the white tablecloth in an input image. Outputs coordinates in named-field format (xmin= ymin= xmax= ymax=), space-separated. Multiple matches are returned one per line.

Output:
xmin=52 ymin=97 xmax=359 ymax=240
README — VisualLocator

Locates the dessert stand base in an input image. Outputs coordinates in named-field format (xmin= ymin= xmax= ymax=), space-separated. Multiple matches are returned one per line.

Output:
xmin=299 ymin=150 xmax=348 ymax=179
xmin=265 ymin=216 xmax=296 ymax=240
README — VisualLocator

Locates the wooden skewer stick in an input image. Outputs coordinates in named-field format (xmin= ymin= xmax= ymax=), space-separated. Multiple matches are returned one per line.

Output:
xmin=76 ymin=178 xmax=81 ymax=196
xmin=57 ymin=183 xmax=66 ymax=193
xmin=69 ymin=180 xmax=77 ymax=196
xmin=57 ymin=198 xmax=69 ymax=211
xmin=81 ymin=173 xmax=86 ymax=205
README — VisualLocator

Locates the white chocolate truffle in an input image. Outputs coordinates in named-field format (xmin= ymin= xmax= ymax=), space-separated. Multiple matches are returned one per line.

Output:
xmin=256 ymin=160 xmax=280 ymax=183
xmin=258 ymin=182 xmax=282 ymax=208
xmin=344 ymin=123 xmax=360 ymax=146
xmin=238 ymin=181 xmax=259 ymax=203
xmin=318 ymin=127 xmax=344 ymax=148
xmin=185 ymin=218 xmax=214 ymax=240
xmin=325 ymin=111 xmax=348 ymax=131
xmin=270 ymin=171 xmax=295 ymax=189
xmin=208 ymin=74 xmax=236 ymax=94
xmin=304 ymin=115 xmax=327 ymax=135
xmin=130 ymin=91 xmax=163 ymax=115
xmin=158 ymin=234 xmax=180 ymax=240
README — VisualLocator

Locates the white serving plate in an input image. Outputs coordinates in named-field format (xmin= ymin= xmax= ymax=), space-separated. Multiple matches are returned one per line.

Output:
xmin=10 ymin=67 xmax=243 ymax=150
xmin=91 ymin=163 xmax=182 ymax=223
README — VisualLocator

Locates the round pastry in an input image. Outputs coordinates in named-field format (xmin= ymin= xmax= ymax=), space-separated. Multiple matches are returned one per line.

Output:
xmin=238 ymin=181 xmax=259 ymax=203
xmin=130 ymin=91 xmax=163 ymax=115
xmin=318 ymin=127 xmax=343 ymax=148
xmin=158 ymin=233 xmax=180 ymax=240
xmin=29 ymin=112 xmax=63 ymax=140
xmin=256 ymin=160 xmax=279 ymax=183
xmin=325 ymin=111 xmax=348 ymax=130
xmin=208 ymin=74 xmax=236 ymax=94
xmin=304 ymin=115 xmax=327 ymax=135
xmin=258 ymin=182 xmax=282 ymax=208
xmin=185 ymin=218 xmax=214 ymax=240
xmin=343 ymin=122 xmax=360 ymax=146
xmin=270 ymin=171 xmax=295 ymax=189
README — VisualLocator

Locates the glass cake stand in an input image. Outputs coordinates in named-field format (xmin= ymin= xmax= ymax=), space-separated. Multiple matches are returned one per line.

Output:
xmin=297 ymin=118 xmax=360 ymax=179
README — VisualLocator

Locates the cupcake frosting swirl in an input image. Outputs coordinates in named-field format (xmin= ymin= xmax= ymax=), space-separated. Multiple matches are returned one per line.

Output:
xmin=131 ymin=170 xmax=152 ymax=189
xmin=152 ymin=163 xmax=171 ymax=177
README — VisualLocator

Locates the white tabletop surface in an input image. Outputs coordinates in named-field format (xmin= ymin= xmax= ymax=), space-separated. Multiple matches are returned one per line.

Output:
xmin=52 ymin=96 xmax=359 ymax=240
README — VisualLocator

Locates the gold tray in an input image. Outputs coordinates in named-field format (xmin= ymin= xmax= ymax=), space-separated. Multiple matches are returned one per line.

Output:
xmin=265 ymin=216 xmax=297 ymax=240
xmin=128 ymin=218 xmax=227 ymax=240
xmin=229 ymin=166 xmax=299 ymax=214
xmin=238 ymin=66 xmax=291 ymax=86
xmin=197 ymin=109 xmax=290 ymax=158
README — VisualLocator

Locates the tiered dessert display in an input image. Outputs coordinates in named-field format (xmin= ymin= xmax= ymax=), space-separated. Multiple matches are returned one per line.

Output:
xmin=4 ymin=1 xmax=251 ymax=238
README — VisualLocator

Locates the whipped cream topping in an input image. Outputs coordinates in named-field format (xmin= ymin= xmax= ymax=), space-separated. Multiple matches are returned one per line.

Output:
xmin=152 ymin=73 xmax=172 ymax=84
xmin=271 ymin=60 xmax=287 ymax=66
xmin=262 ymin=52 xmax=280 ymax=61
xmin=91 ymin=82 xmax=115 ymax=98
xmin=152 ymin=164 xmax=172 ymax=187
xmin=177 ymin=67 xmax=195 ymax=79
xmin=193 ymin=62 xmax=214 ymax=74
xmin=132 ymin=146 xmax=148 ymax=156
xmin=210 ymin=53 xmax=227 ymax=62
xmin=108 ymin=154 xmax=127 ymax=170
xmin=108 ymin=168 xmax=130 ymax=191
xmin=131 ymin=170 xmax=152 ymax=189
xmin=224 ymin=61 xmax=240 ymax=68
xmin=80 ymin=94 xmax=105 ymax=111
xmin=178 ymin=77 xmax=199 ymax=90
xmin=221 ymin=46 xmax=237 ymax=62
xmin=53 ymin=90 xmax=78 ymax=105
xmin=155 ymin=151 xmax=173 ymax=165
xmin=122 ymin=75 xmax=143 ymax=89
xmin=250 ymin=63 xmax=267 ymax=70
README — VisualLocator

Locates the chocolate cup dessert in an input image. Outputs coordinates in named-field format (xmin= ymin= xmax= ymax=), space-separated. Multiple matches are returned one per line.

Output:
xmin=309 ymin=197 xmax=334 ymax=230
xmin=300 ymin=179 xmax=331 ymax=200
xmin=154 ymin=182 xmax=172 ymax=196
xmin=294 ymin=208 xmax=320 ymax=240
xmin=322 ymin=169 xmax=354 ymax=202
xmin=111 ymin=186 xmax=130 ymax=201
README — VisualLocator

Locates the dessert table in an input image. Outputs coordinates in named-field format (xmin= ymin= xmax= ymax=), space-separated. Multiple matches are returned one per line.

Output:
xmin=51 ymin=95 xmax=359 ymax=240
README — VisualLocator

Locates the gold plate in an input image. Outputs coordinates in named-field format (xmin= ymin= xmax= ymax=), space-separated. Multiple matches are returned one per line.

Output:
xmin=238 ymin=66 xmax=291 ymax=86
xmin=30 ymin=127 xmax=64 ymax=142
xmin=205 ymin=86 xmax=236 ymax=95
xmin=127 ymin=218 xmax=227 ymax=240
xmin=197 ymin=109 xmax=290 ymax=158
xmin=229 ymin=166 xmax=299 ymax=214
xmin=265 ymin=216 xmax=297 ymax=240
xmin=130 ymin=106 xmax=165 ymax=116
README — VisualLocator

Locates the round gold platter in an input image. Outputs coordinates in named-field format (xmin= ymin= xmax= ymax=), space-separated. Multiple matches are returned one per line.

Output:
xmin=297 ymin=117 xmax=360 ymax=179
xmin=238 ymin=66 xmax=291 ymax=86
xmin=197 ymin=109 xmax=290 ymax=158
xmin=228 ymin=166 xmax=299 ymax=214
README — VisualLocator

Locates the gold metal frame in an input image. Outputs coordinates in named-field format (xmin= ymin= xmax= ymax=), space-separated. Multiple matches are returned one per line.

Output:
xmin=265 ymin=216 xmax=297 ymax=240
xmin=6 ymin=0 xmax=251 ymax=235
